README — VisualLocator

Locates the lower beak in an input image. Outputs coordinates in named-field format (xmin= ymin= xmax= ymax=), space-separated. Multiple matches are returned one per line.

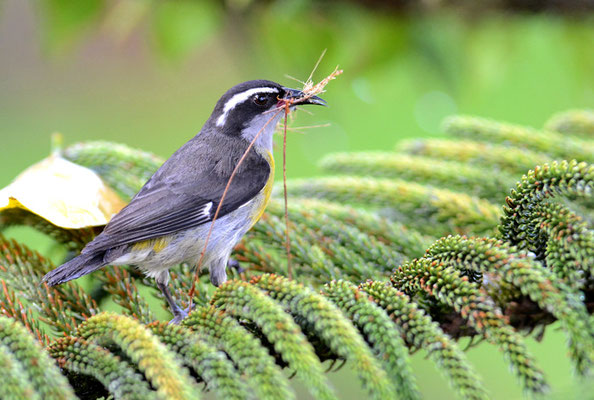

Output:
xmin=283 ymin=87 xmax=327 ymax=106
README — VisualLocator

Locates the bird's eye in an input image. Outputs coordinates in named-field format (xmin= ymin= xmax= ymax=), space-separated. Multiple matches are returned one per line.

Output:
xmin=252 ymin=94 xmax=268 ymax=106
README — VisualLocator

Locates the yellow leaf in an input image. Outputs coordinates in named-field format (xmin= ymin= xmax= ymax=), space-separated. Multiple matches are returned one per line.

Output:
xmin=0 ymin=154 xmax=126 ymax=229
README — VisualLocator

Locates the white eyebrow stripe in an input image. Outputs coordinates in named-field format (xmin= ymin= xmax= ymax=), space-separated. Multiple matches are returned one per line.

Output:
xmin=216 ymin=87 xmax=279 ymax=127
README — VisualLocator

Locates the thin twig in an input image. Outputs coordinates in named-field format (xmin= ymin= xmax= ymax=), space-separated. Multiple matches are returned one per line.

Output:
xmin=283 ymin=112 xmax=293 ymax=280
xmin=286 ymin=123 xmax=331 ymax=132
xmin=306 ymin=49 xmax=327 ymax=86
xmin=301 ymin=66 xmax=343 ymax=98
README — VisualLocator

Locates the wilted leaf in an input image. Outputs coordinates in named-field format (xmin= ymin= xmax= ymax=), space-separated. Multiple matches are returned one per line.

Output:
xmin=0 ymin=154 xmax=126 ymax=229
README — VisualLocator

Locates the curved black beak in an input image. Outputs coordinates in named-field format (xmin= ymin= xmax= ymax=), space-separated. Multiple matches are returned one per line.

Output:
xmin=283 ymin=87 xmax=327 ymax=106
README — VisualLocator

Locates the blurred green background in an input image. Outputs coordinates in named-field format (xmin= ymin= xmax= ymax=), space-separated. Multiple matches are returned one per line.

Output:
xmin=1 ymin=0 xmax=593 ymax=399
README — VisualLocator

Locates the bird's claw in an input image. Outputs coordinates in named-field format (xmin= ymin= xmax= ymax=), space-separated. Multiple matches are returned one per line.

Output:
xmin=168 ymin=303 xmax=196 ymax=325
xmin=168 ymin=310 xmax=187 ymax=325
xmin=228 ymin=258 xmax=244 ymax=273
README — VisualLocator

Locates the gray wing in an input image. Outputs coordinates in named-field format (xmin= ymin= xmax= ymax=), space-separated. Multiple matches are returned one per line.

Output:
xmin=84 ymin=136 xmax=270 ymax=253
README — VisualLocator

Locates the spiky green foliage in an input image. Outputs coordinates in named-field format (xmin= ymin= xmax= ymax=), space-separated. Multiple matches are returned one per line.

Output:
xmin=48 ymin=337 xmax=155 ymax=400
xmin=359 ymin=281 xmax=490 ymax=400
xmin=536 ymin=201 xmax=594 ymax=283
xmin=499 ymin=160 xmax=594 ymax=284
xmin=0 ymin=209 xmax=97 ymax=251
xmin=0 ymin=343 xmax=41 ymax=400
xmin=320 ymin=280 xmax=421 ymax=400
xmin=248 ymin=212 xmax=337 ymax=280
xmin=284 ymin=176 xmax=501 ymax=236
xmin=0 ymin=110 xmax=592 ymax=399
xmin=251 ymin=274 xmax=399 ymax=400
xmin=443 ymin=116 xmax=594 ymax=162
xmin=247 ymin=199 xmax=415 ymax=283
xmin=391 ymin=258 xmax=548 ymax=393
xmin=98 ymin=266 xmax=155 ymax=323
xmin=77 ymin=312 xmax=200 ymax=400
xmin=184 ymin=306 xmax=294 ymax=400
xmin=269 ymin=197 xmax=433 ymax=257
xmin=545 ymin=109 xmax=594 ymax=138
xmin=62 ymin=141 xmax=162 ymax=200
xmin=397 ymin=138 xmax=551 ymax=175
xmin=320 ymin=152 xmax=515 ymax=202
xmin=426 ymin=236 xmax=594 ymax=374
xmin=147 ymin=321 xmax=250 ymax=400
xmin=210 ymin=279 xmax=338 ymax=400
xmin=0 ymin=315 xmax=76 ymax=399
xmin=0 ymin=235 xmax=98 ymax=336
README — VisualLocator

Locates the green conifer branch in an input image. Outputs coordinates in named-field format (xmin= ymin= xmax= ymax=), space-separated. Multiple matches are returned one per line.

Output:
xmin=48 ymin=336 xmax=155 ymax=400
xmin=534 ymin=202 xmax=593 ymax=283
xmin=0 ymin=235 xmax=98 ymax=336
xmin=210 ymin=279 xmax=339 ymax=400
xmin=499 ymin=161 xmax=594 ymax=283
xmin=63 ymin=141 xmax=163 ymax=199
xmin=0 ymin=209 xmax=96 ymax=251
xmin=251 ymin=274 xmax=398 ymax=400
xmin=0 ymin=343 xmax=41 ymax=400
xmin=1 ymin=278 xmax=49 ymax=344
xmin=320 ymin=152 xmax=515 ymax=202
xmin=76 ymin=312 xmax=200 ymax=400
xmin=284 ymin=177 xmax=501 ymax=236
xmin=397 ymin=138 xmax=551 ymax=175
xmin=99 ymin=266 xmax=155 ymax=323
xmin=267 ymin=198 xmax=416 ymax=268
xmin=269 ymin=198 xmax=432 ymax=258
xmin=147 ymin=321 xmax=250 ymax=400
xmin=0 ymin=316 xmax=76 ymax=399
xmin=251 ymin=208 xmax=396 ymax=282
xmin=291 ymin=213 xmax=401 ymax=276
xmin=443 ymin=116 xmax=594 ymax=162
xmin=360 ymin=281 xmax=490 ymax=400
xmin=0 ymin=108 xmax=590 ymax=398
xmin=165 ymin=264 xmax=220 ymax=311
xmin=233 ymin=240 xmax=281 ymax=275
xmin=544 ymin=109 xmax=594 ymax=138
xmin=248 ymin=213 xmax=337 ymax=281
xmin=321 ymin=280 xmax=421 ymax=400
xmin=183 ymin=306 xmax=294 ymax=400
xmin=391 ymin=259 xmax=548 ymax=393
xmin=426 ymin=236 xmax=594 ymax=374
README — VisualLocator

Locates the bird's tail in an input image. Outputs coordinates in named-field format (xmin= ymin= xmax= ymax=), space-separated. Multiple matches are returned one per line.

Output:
xmin=42 ymin=252 xmax=106 ymax=286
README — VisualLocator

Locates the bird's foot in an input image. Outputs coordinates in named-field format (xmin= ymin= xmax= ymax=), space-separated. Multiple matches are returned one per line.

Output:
xmin=168 ymin=303 xmax=196 ymax=325
xmin=168 ymin=310 xmax=187 ymax=325
xmin=228 ymin=258 xmax=244 ymax=273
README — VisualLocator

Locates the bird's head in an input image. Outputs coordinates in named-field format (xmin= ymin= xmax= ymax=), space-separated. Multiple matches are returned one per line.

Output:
xmin=208 ymin=80 xmax=326 ymax=150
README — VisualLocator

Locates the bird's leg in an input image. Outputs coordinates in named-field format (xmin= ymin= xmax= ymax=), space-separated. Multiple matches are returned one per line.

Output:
xmin=155 ymin=271 xmax=187 ymax=324
xmin=156 ymin=281 xmax=187 ymax=324
xmin=209 ymin=257 xmax=228 ymax=287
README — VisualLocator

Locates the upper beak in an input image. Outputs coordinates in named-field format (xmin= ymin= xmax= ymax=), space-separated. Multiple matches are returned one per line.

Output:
xmin=283 ymin=87 xmax=327 ymax=106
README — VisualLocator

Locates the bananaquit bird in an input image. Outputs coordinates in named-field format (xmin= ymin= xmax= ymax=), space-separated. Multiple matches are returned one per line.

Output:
xmin=42 ymin=80 xmax=326 ymax=323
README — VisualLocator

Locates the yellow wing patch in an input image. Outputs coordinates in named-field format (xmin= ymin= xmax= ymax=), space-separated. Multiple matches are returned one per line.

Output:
xmin=132 ymin=237 xmax=170 ymax=253
xmin=250 ymin=151 xmax=275 ymax=225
